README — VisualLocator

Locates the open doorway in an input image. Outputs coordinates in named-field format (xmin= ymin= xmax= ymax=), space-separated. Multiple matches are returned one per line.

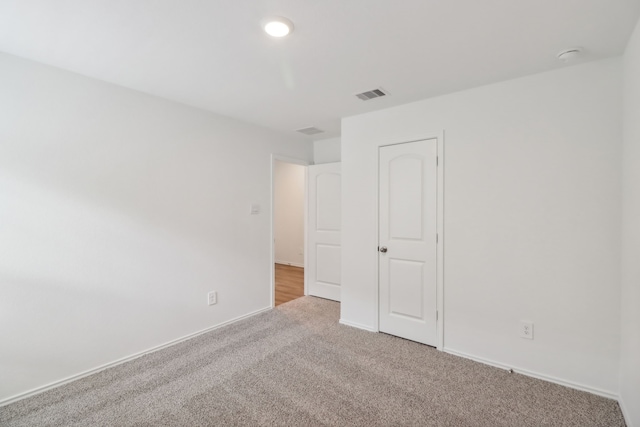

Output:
xmin=273 ymin=159 xmax=306 ymax=306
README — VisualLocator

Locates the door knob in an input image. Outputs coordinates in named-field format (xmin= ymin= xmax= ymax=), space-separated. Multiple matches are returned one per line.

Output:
xmin=379 ymin=246 xmax=388 ymax=253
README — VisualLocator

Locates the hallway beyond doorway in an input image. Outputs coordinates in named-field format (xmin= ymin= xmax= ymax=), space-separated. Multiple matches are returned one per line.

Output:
xmin=275 ymin=264 xmax=304 ymax=306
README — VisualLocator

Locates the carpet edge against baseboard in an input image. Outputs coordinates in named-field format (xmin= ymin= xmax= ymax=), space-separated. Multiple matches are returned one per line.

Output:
xmin=443 ymin=347 xmax=619 ymax=401
xmin=339 ymin=318 xmax=378 ymax=332
xmin=0 ymin=306 xmax=273 ymax=407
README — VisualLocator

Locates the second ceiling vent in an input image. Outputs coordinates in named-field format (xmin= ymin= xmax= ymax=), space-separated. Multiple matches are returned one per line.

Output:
xmin=355 ymin=88 xmax=388 ymax=101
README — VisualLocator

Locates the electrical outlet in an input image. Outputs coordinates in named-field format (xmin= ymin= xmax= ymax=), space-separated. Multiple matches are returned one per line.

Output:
xmin=207 ymin=291 xmax=217 ymax=306
xmin=520 ymin=321 xmax=533 ymax=339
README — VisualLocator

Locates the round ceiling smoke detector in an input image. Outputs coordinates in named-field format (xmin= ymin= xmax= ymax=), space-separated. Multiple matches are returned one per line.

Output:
xmin=263 ymin=16 xmax=294 ymax=37
xmin=557 ymin=48 xmax=583 ymax=63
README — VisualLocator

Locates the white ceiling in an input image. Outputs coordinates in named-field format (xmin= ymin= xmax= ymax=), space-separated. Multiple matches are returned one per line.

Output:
xmin=1 ymin=1 xmax=639 ymax=140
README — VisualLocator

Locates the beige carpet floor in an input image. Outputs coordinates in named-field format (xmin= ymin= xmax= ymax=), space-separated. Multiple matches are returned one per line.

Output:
xmin=0 ymin=296 xmax=625 ymax=426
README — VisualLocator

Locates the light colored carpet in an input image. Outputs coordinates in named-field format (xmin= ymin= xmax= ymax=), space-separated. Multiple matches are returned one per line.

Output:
xmin=0 ymin=296 xmax=625 ymax=426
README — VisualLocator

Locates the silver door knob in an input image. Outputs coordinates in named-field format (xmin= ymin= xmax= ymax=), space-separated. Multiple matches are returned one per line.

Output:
xmin=379 ymin=246 xmax=388 ymax=253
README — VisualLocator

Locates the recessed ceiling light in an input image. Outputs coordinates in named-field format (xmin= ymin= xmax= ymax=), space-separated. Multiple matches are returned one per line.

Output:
xmin=263 ymin=16 xmax=294 ymax=37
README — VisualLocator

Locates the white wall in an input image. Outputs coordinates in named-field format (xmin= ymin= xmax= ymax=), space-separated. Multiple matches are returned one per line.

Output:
xmin=0 ymin=52 xmax=312 ymax=402
xmin=620 ymin=17 xmax=640 ymax=426
xmin=313 ymin=137 xmax=341 ymax=164
xmin=274 ymin=161 xmax=305 ymax=267
xmin=341 ymin=58 xmax=622 ymax=395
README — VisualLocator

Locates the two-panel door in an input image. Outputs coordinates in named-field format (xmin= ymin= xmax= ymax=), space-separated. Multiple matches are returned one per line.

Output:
xmin=378 ymin=139 xmax=437 ymax=346
xmin=307 ymin=162 xmax=341 ymax=301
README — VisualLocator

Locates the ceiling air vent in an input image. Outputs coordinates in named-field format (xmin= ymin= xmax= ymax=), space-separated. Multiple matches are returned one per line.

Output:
xmin=296 ymin=126 xmax=324 ymax=135
xmin=355 ymin=88 xmax=388 ymax=101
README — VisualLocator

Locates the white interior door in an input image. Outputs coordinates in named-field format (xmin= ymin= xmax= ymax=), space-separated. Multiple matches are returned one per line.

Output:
xmin=307 ymin=162 xmax=341 ymax=301
xmin=379 ymin=139 xmax=437 ymax=345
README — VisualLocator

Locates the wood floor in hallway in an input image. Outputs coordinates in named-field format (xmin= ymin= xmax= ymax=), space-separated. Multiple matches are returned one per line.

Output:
xmin=275 ymin=263 xmax=304 ymax=306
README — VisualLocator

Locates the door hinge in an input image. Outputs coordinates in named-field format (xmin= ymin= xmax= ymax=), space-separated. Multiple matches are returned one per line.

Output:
xmin=436 ymin=156 xmax=439 ymax=166
xmin=436 ymin=234 xmax=439 ymax=243
xmin=436 ymin=311 xmax=439 ymax=321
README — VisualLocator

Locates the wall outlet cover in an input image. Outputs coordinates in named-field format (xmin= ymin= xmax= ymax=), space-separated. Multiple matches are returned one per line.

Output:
xmin=520 ymin=321 xmax=534 ymax=339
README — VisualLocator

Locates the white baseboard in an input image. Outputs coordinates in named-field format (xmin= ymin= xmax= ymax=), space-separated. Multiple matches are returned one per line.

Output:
xmin=619 ymin=395 xmax=634 ymax=427
xmin=275 ymin=260 xmax=304 ymax=268
xmin=443 ymin=347 xmax=619 ymax=401
xmin=339 ymin=318 xmax=378 ymax=333
xmin=0 ymin=306 xmax=272 ymax=407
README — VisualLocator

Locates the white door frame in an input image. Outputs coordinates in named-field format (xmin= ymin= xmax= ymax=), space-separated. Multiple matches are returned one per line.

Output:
xmin=374 ymin=132 xmax=445 ymax=350
xmin=270 ymin=155 xmax=310 ymax=308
